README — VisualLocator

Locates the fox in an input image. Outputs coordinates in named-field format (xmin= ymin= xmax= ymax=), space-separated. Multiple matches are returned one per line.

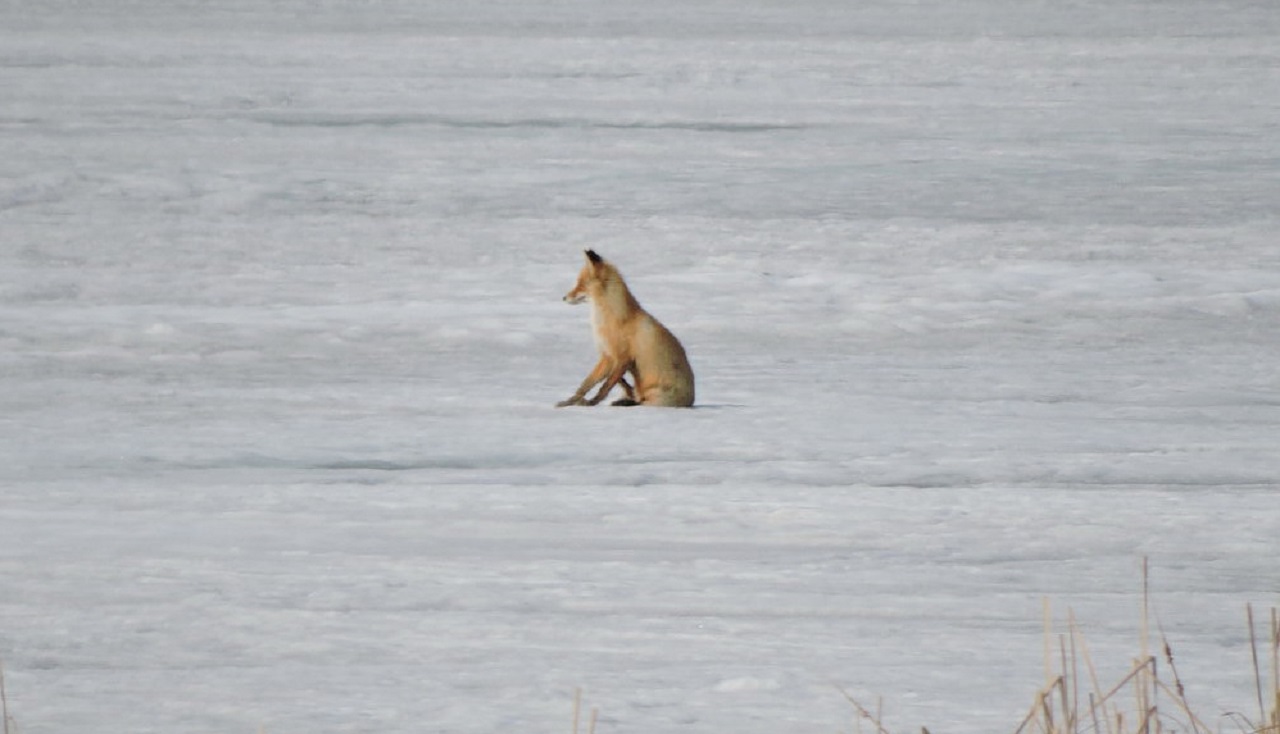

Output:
xmin=557 ymin=250 xmax=695 ymax=408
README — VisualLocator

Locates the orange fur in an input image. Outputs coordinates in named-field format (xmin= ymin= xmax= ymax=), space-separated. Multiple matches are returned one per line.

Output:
xmin=557 ymin=250 xmax=695 ymax=408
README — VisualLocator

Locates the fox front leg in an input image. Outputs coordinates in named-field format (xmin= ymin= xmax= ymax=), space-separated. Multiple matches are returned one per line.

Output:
xmin=557 ymin=356 xmax=611 ymax=407
xmin=586 ymin=361 xmax=632 ymax=406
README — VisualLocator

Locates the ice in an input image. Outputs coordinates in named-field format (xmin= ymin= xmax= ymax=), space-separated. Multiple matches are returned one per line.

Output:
xmin=2 ymin=1 xmax=1279 ymax=733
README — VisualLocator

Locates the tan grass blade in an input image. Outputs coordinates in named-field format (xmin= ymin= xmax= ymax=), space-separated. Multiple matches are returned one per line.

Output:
xmin=1013 ymin=677 xmax=1063 ymax=734
xmin=1058 ymin=635 xmax=1076 ymax=734
xmin=1067 ymin=624 xmax=1081 ymax=733
xmin=1088 ymin=656 xmax=1156 ymax=716
xmin=1151 ymin=678 xmax=1213 ymax=733
xmin=1154 ymin=612 xmax=1203 ymax=734
xmin=572 ymin=687 xmax=582 ymax=734
xmin=1045 ymin=597 xmax=1055 ymax=690
xmin=835 ymin=686 xmax=893 ymax=734
xmin=1087 ymin=692 xmax=1103 ymax=734
xmin=1252 ymin=604 xmax=1266 ymax=725
xmin=1139 ymin=558 xmax=1152 ymax=734
xmin=1070 ymin=610 xmax=1114 ymax=734
xmin=1141 ymin=558 xmax=1151 ymax=667
xmin=1271 ymin=608 xmax=1279 ymax=734
xmin=0 ymin=656 xmax=10 ymax=734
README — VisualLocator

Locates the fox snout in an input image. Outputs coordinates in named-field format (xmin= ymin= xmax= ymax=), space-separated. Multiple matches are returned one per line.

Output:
xmin=563 ymin=279 xmax=589 ymax=304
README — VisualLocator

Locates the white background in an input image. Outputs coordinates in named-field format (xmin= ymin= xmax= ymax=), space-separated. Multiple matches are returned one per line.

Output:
xmin=3 ymin=1 xmax=1279 ymax=732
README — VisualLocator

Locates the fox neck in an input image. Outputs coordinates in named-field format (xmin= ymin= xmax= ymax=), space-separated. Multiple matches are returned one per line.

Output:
xmin=593 ymin=277 xmax=640 ymax=321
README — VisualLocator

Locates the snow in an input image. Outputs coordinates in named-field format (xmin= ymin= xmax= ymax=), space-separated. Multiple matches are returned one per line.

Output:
xmin=2 ymin=1 xmax=1279 ymax=732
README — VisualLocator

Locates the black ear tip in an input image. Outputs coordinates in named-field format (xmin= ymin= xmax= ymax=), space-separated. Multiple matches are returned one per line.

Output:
xmin=585 ymin=249 xmax=602 ymax=264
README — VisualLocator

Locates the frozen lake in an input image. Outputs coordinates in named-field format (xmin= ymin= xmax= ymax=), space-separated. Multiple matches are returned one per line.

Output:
xmin=2 ymin=1 xmax=1279 ymax=732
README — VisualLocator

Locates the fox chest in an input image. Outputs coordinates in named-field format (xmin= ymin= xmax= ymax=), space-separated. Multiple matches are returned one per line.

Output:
xmin=589 ymin=306 xmax=635 ymax=359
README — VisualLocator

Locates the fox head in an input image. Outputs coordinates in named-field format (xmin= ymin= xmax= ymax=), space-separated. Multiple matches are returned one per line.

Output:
xmin=563 ymin=249 xmax=613 ymax=305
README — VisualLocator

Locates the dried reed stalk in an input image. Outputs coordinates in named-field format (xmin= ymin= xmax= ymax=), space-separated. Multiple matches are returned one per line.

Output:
xmin=572 ymin=687 xmax=582 ymax=734
xmin=0 ymin=656 xmax=10 ymax=734
xmin=836 ymin=686 xmax=893 ymax=734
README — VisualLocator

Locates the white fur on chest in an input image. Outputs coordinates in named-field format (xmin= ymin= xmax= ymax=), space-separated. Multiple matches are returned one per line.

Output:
xmin=589 ymin=297 xmax=645 ymax=358
xmin=589 ymin=301 xmax=607 ymax=351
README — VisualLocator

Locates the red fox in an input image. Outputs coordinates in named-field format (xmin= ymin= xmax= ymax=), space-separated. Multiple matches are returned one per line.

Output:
xmin=557 ymin=250 xmax=695 ymax=408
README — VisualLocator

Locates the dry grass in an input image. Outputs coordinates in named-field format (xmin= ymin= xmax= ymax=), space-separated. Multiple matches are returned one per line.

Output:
xmin=571 ymin=687 xmax=599 ymax=734
xmin=841 ymin=562 xmax=1279 ymax=734
xmin=1011 ymin=605 xmax=1277 ymax=734
xmin=1 ymin=656 xmax=15 ymax=734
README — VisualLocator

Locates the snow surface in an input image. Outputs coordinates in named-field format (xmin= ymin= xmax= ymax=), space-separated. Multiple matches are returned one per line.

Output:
xmin=2 ymin=1 xmax=1279 ymax=732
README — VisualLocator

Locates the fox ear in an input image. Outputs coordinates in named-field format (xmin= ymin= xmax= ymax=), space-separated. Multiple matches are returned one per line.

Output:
xmin=585 ymin=249 xmax=603 ymax=265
